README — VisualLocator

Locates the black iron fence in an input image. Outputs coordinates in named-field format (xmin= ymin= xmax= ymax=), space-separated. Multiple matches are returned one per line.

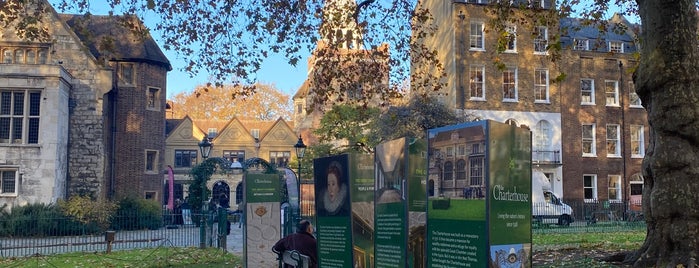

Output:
xmin=0 ymin=210 xmax=238 ymax=258
xmin=533 ymin=199 xmax=646 ymax=233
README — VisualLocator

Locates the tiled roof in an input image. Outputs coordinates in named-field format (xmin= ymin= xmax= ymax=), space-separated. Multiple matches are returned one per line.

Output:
xmin=59 ymin=14 xmax=172 ymax=70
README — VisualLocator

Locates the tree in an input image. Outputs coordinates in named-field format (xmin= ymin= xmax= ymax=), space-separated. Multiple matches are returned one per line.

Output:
xmin=371 ymin=96 xmax=477 ymax=141
xmin=621 ymin=1 xmax=699 ymax=266
xmin=169 ymin=83 xmax=292 ymax=121
xmin=313 ymin=104 xmax=380 ymax=154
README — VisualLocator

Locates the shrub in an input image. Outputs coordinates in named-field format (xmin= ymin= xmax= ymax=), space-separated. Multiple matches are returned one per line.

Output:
xmin=57 ymin=195 xmax=117 ymax=232
xmin=111 ymin=197 xmax=163 ymax=230
xmin=0 ymin=203 xmax=92 ymax=237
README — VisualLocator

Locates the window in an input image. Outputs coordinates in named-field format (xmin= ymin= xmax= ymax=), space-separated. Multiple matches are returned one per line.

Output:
xmin=574 ymin=39 xmax=589 ymax=51
xmin=606 ymin=124 xmax=620 ymax=157
xmin=470 ymin=22 xmax=485 ymax=50
xmin=582 ymin=124 xmax=596 ymax=156
xmin=2 ymin=49 xmax=12 ymax=63
xmin=629 ymin=173 xmax=643 ymax=196
xmin=631 ymin=125 xmax=645 ymax=157
xmin=270 ymin=151 xmax=291 ymax=167
xmin=121 ymin=63 xmax=134 ymax=84
xmin=26 ymin=50 xmax=35 ymax=64
xmin=629 ymin=82 xmax=642 ymax=107
xmin=146 ymin=87 xmax=160 ymax=110
xmin=605 ymin=80 xmax=619 ymax=106
xmin=38 ymin=49 xmax=48 ymax=64
xmin=609 ymin=41 xmax=624 ymax=53
xmin=207 ymin=128 xmax=217 ymax=139
xmin=457 ymin=145 xmax=466 ymax=156
xmin=145 ymin=191 xmax=156 ymax=200
xmin=583 ymin=174 xmax=598 ymax=202
xmin=533 ymin=26 xmax=548 ymax=53
xmin=174 ymin=150 xmax=197 ymax=168
xmin=224 ymin=150 xmax=245 ymax=163
xmin=456 ymin=159 xmax=466 ymax=180
xmin=534 ymin=69 xmax=549 ymax=102
xmin=471 ymin=143 xmax=484 ymax=155
xmin=505 ymin=119 xmax=518 ymax=126
xmin=446 ymin=146 xmax=454 ymax=157
xmin=145 ymin=150 xmax=158 ymax=173
xmin=469 ymin=65 xmax=485 ymax=99
xmin=0 ymin=169 xmax=17 ymax=195
xmin=469 ymin=156 xmax=484 ymax=186
xmin=251 ymin=129 xmax=260 ymax=139
xmin=0 ymin=90 xmax=41 ymax=144
xmin=443 ymin=161 xmax=453 ymax=181
xmin=502 ymin=67 xmax=517 ymax=101
xmin=608 ymin=175 xmax=622 ymax=202
xmin=581 ymin=79 xmax=595 ymax=104
xmin=504 ymin=25 xmax=516 ymax=52
xmin=14 ymin=49 xmax=24 ymax=64
xmin=296 ymin=103 xmax=303 ymax=114
xmin=534 ymin=120 xmax=552 ymax=151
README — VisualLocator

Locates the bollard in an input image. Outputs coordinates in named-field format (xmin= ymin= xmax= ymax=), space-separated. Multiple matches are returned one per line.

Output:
xmin=105 ymin=231 xmax=116 ymax=253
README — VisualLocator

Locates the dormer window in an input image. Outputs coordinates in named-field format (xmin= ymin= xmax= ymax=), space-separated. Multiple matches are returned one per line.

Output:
xmin=609 ymin=41 xmax=624 ymax=53
xmin=574 ymin=39 xmax=589 ymax=51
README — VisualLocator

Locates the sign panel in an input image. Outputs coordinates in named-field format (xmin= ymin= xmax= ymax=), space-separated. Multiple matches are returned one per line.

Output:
xmin=314 ymin=155 xmax=353 ymax=267
xmin=374 ymin=138 xmax=408 ymax=268
xmin=245 ymin=173 xmax=281 ymax=203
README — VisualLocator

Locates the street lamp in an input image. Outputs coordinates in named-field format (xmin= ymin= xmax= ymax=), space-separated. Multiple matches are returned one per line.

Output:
xmin=198 ymin=136 xmax=212 ymax=249
xmin=293 ymin=136 xmax=307 ymax=222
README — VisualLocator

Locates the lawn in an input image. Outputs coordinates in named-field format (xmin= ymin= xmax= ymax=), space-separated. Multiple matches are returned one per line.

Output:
xmin=0 ymin=247 xmax=242 ymax=268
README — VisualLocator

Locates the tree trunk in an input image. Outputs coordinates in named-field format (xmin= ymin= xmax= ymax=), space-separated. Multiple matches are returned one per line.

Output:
xmin=625 ymin=0 xmax=699 ymax=266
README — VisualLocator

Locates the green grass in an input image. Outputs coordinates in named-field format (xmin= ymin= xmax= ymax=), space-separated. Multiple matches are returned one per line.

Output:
xmin=0 ymin=247 xmax=242 ymax=268
xmin=533 ymin=230 xmax=645 ymax=251
xmin=428 ymin=199 xmax=486 ymax=220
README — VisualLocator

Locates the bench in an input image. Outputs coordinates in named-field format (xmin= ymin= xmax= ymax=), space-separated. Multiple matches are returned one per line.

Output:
xmin=278 ymin=250 xmax=310 ymax=268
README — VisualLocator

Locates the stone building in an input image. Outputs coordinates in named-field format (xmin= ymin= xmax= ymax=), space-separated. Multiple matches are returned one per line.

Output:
xmin=0 ymin=1 xmax=170 ymax=210
xmin=163 ymin=116 xmax=298 ymax=210
xmin=414 ymin=1 xmax=648 ymax=205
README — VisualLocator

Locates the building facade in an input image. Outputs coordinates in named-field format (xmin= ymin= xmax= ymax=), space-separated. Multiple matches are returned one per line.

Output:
xmin=415 ymin=0 xmax=648 ymax=205
xmin=164 ymin=116 xmax=299 ymax=210
xmin=0 ymin=1 xmax=170 ymax=210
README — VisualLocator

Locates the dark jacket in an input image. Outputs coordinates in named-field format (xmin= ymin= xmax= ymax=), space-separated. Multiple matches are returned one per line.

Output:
xmin=272 ymin=231 xmax=318 ymax=268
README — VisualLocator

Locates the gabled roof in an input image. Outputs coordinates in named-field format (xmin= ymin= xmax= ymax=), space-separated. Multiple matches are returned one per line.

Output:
xmin=59 ymin=14 xmax=172 ymax=70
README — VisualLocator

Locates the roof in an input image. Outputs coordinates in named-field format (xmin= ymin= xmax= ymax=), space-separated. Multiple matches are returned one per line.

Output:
xmin=59 ymin=14 xmax=172 ymax=70
xmin=560 ymin=14 xmax=639 ymax=53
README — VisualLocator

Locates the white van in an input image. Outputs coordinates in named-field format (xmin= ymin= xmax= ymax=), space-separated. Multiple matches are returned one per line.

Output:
xmin=532 ymin=172 xmax=574 ymax=226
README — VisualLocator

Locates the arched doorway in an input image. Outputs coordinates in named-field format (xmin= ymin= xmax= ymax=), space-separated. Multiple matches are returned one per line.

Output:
xmin=212 ymin=181 xmax=231 ymax=209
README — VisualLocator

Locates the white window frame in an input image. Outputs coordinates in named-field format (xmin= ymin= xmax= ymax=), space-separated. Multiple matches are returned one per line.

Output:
xmin=605 ymin=80 xmax=620 ymax=106
xmin=629 ymin=81 xmax=642 ymax=107
xmin=502 ymin=67 xmax=518 ymax=101
xmin=251 ymin=129 xmax=260 ymax=139
xmin=0 ymin=169 xmax=18 ymax=196
xmin=469 ymin=65 xmax=485 ymax=100
xmin=583 ymin=174 xmax=598 ymax=202
xmin=574 ymin=39 xmax=589 ymax=51
xmin=606 ymin=124 xmax=621 ymax=157
xmin=581 ymin=79 xmax=595 ymax=105
xmin=534 ymin=120 xmax=553 ymax=152
xmin=470 ymin=21 xmax=485 ymax=51
xmin=631 ymin=125 xmax=645 ymax=158
xmin=534 ymin=69 xmax=549 ymax=103
xmin=608 ymin=175 xmax=622 ymax=202
xmin=609 ymin=41 xmax=624 ymax=53
xmin=504 ymin=25 xmax=517 ymax=53
xmin=582 ymin=123 xmax=596 ymax=157
xmin=533 ymin=26 xmax=548 ymax=54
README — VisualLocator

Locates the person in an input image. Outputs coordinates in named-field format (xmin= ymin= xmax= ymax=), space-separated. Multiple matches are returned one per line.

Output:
xmin=320 ymin=164 xmax=349 ymax=216
xmin=272 ymin=220 xmax=318 ymax=268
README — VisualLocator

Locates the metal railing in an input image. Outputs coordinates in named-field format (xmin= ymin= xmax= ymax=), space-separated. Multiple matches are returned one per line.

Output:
xmin=0 ymin=210 xmax=235 ymax=258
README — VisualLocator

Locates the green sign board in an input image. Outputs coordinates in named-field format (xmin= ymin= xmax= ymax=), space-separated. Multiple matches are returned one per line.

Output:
xmin=425 ymin=120 xmax=532 ymax=267
xmin=314 ymin=155 xmax=353 ymax=267
xmin=374 ymin=138 xmax=408 ymax=267
xmin=245 ymin=173 xmax=280 ymax=203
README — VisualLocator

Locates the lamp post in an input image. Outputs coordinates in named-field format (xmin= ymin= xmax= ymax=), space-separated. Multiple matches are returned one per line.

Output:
xmin=293 ymin=136 xmax=307 ymax=222
xmin=198 ymin=136 xmax=212 ymax=249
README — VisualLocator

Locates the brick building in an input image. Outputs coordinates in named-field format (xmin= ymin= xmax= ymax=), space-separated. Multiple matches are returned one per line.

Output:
xmin=0 ymin=1 xmax=170 ymax=210
xmin=415 ymin=0 xmax=648 ymax=204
